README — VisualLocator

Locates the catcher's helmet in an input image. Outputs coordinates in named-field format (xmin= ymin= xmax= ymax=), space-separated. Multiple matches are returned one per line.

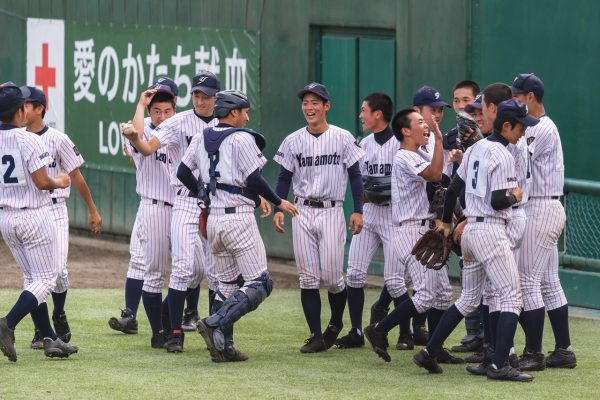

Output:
xmin=363 ymin=175 xmax=392 ymax=205
xmin=214 ymin=90 xmax=250 ymax=118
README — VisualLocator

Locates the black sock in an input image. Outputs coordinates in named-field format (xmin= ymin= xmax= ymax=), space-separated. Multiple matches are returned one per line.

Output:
xmin=481 ymin=305 xmax=491 ymax=346
xmin=489 ymin=311 xmax=500 ymax=351
xmin=208 ymin=289 xmax=216 ymax=315
xmin=427 ymin=308 xmax=445 ymax=336
xmin=30 ymin=302 xmax=58 ymax=340
xmin=142 ymin=291 xmax=163 ymax=334
xmin=161 ymin=296 xmax=170 ymax=332
xmin=5 ymin=290 xmax=38 ymax=329
xmin=300 ymin=289 xmax=322 ymax=337
xmin=375 ymin=296 xmax=417 ymax=333
xmin=492 ymin=312 xmax=519 ymax=368
xmin=522 ymin=307 xmax=545 ymax=352
xmin=347 ymin=286 xmax=364 ymax=330
xmin=373 ymin=285 xmax=393 ymax=310
xmin=518 ymin=308 xmax=527 ymax=339
xmin=394 ymin=293 xmax=411 ymax=337
xmin=167 ymin=288 xmax=187 ymax=331
xmin=328 ymin=288 xmax=347 ymax=328
xmin=412 ymin=291 xmax=427 ymax=330
xmin=426 ymin=305 xmax=464 ymax=358
xmin=185 ymin=286 xmax=200 ymax=311
xmin=547 ymin=305 xmax=571 ymax=349
xmin=125 ymin=278 xmax=144 ymax=316
xmin=51 ymin=291 xmax=67 ymax=315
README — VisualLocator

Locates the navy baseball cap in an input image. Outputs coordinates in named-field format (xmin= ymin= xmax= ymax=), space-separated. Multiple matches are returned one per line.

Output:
xmin=511 ymin=73 xmax=544 ymax=99
xmin=413 ymin=85 xmax=450 ymax=108
xmin=496 ymin=99 xmax=539 ymax=127
xmin=0 ymin=82 xmax=28 ymax=111
xmin=20 ymin=85 xmax=47 ymax=108
xmin=191 ymin=71 xmax=220 ymax=96
xmin=464 ymin=93 xmax=483 ymax=113
xmin=149 ymin=76 xmax=178 ymax=97
xmin=297 ymin=82 xmax=330 ymax=101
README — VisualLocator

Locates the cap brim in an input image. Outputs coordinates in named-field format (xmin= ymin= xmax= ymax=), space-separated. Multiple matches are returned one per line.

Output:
xmin=465 ymin=103 xmax=482 ymax=113
xmin=297 ymin=89 xmax=329 ymax=101
xmin=191 ymin=86 xmax=218 ymax=96
xmin=511 ymin=86 xmax=527 ymax=95
xmin=429 ymin=100 xmax=451 ymax=108
xmin=517 ymin=114 xmax=540 ymax=127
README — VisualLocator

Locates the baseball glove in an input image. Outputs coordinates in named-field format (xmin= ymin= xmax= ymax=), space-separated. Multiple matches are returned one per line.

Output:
xmin=429 ymin=187 xmax=447 ymax=213
xmin=411 ymin=229 xmax=453 ymax=270
xmin=456 ymin=111 xmax=483 ymax=150
xmin=199 ymin=210 xmax=209 ymax=239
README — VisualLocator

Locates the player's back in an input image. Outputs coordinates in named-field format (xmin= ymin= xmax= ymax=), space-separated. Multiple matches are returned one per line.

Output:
xmin=525 ymin=115 xmax=564 ymax=197
xmin=0 ymin=125 xmax=52 ymax=208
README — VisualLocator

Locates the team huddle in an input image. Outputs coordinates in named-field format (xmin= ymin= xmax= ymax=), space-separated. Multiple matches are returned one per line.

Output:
xmin=0 ymin=71 xmax=575 ymax=381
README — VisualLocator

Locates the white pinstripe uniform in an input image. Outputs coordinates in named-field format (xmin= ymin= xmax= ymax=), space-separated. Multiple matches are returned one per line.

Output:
xmin=126 ymin=118 xmax=175 ymax=294
xmin=36 ymin=126 xmax=84 ymax=294
xmin=0 ymin=125 xmax=58 ymax=304
xmin=126 ymin=214 xmax=145 ymax=281
xmin=153 ymin=110 xmax=217 ymax=292
xmin=483 ymin=137 xmax=529 ymax=312
xmin=392 ymin=149 xmax=453 ymax=314
xmin=274 ymin=125 xmax=364 ymax=293
xmin=182 ymin=127 xmax=268 ymax=298
xmin=519 ymin=115 xmax=566 ymax=311
xmin=454 ymin=137 xmax=522 ymax=316
xmin=346 ymin=133 xmax=407 ymax=297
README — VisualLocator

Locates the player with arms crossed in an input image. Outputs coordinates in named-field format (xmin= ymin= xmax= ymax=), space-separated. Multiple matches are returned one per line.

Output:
xmin=179 ymin=90 xmax=297 ymax=361
xmin=0 ymin=83 xmax=78 ymax=362
xmin=21 ymin=86 xmax=101 ymax=349
xmin=273 ymin=83 xmax=365 ymax=353
xmin=412 ymin=99 xmax=538 ymax=382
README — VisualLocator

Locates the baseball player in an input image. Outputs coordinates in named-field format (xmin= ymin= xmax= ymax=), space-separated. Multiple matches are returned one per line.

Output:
xmin=412 ymin=99 xmax=538 ymax=382
xmin=364 ymin=108 xmax=457 ymax=364
xmin=122 ymin=71 xmax=220 ymax=352
xmin=0 ymin=83 xmax=78 ymax=361
xmin=273 ymin=83 xmax=365 ymax=353
xmin=178 ymin=90 xmax=297 ymax=361
xmin=511 ymin=73 xmax=576 ymax=370
xmin=334 ymin=92 xmax=403 ymax=349
xmin=21 ymin=86 xmax=102 ymax=349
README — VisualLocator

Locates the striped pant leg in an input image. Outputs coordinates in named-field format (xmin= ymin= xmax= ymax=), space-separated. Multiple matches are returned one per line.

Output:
xmin=126 ymin=207 xmax=146 ymax=281
xmin=400 ymin=225 xmax=436 ymax=314
xmin=455 ymin=224 xmax=488 ymax=316
xmin=201 ymin=235 xmax=219 ymax=291
xmin=520 ymin=200 xmax=566 ymax=311
xmin=292 ymin=206 xmax=321 ymax=290
xmin=380 ymin=220 xmax=407 ymax=298
xmin=541 ymin=244 xmax=567 ymax=310
xmin=169 ymin=197 xmax=203 ymax=291
xmin=50 ymin=202 xmax=70 ymax=293
xmin=141 ymin=203 xmax=172 ymax=293
xmin=347 ymin=226 xmax=380 ymax=289
xmin=317 ymin=207 xmax=346 ymax=294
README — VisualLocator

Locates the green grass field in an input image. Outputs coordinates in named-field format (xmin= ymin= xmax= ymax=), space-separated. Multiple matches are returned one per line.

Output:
xmin=0 ymin=288 xmax=597 ymax=400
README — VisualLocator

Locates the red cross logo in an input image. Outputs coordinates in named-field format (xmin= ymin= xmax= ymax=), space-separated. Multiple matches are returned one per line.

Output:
xmin=35 ymin=43 xmax=56 ymax=110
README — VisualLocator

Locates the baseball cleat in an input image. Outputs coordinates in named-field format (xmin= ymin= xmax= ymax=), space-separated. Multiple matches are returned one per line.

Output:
xmin=395 ymin=334 xmax=414 ymax=350
xmin=322 ymin=324 xmax=343 ymax=349
xmin=214 ymin=343 xmax=249 ymax=362
xmin=164 ymin=331 xmax=185 ymax=353
xmin=300 ymin=335 xmax=327 ymax=353
xmin=364 ymin=324 xmax=391 ymax=362
xmin=43 ymin=337 xmax=78 ymax=358
xmin=413 ymin=348 xmax=443 ymax=373
xmin=181 ymin=308 xmax=200 ymax=332
xmin=334 ymin=328 xmax=365 ymax=349
xmin=437 ymin=348 xmax=464 ymax=364
xmin=0 ymin=317 xmax=17 ymax=362
xmin=108 ymin=308 xmax=138 ymax=334
xmin=545 ymin=347 xmax=577 ymax=369
xmin=486 ymin=365 xmax=534 ymax=382
xmin=52 ymin=312 xmax=72 ymax=343
xmin=518 ymin=350 xmax=546 ymax=371
xmin=150 ymin=331 xmax=168 ymax=349
xmin=31 ymin=329 xmax=44 ymax=350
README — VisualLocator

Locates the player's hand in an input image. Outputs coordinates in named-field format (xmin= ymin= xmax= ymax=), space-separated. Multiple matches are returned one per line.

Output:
xmin=511 ymin=187 xmax=523 ymax=203
xmin=273 ymin=211 xmax=285 ymax=233
xmin=138 ymin=89 xmax=157 ymax=108
xmin=448 ymin=149 xmax=463 ymax=164
xmin=278 ymin=199 xmax=298 ymax=217
xmin=435 ymin=222 xmax=452 ymax=238
xmin=88 ymin=210 xmax=102 ymax=234
xmin=452 ymin=219 xmax=467 ymax=245
xmin=55 ymin=173 xmax=71 ymax=189
xmin=123 ymin=143 xmax=133 ymax=159
xmin=429 ymin=118 xmax=442 ymax=139
xmin=349 ymin=212 xmax=363 ymax=235
xmin=259 ymin=196 xmax=272 ymax=218
xmin=121 ymin=120 xmax=139 ymax=141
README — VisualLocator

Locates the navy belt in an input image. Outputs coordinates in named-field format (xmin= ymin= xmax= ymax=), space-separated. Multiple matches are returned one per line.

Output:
xmin=225 ymin=207 xmax=237 ymax=214
xmin=295 ymin=198 xmax=336 ymax=208
xmin=398 ymin=219 xmax=428 ymax=227
xmin=551 ymin=196 xmax=560 ymax=199
xmin=475 ymin=217 xmax=485 ymax=222
xmin=52 ymin=198 xmax=58 ymax=204
xmin=512 ymin=206 xmax=520 ymax=209
xmin=176 ymin=188 xmax=197 ymax=198
xmin=152 ymin=199 xmax=173 ymax=207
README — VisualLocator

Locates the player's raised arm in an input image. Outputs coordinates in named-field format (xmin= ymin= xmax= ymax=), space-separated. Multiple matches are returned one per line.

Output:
xmin=418 ymin=118 xmax=443 ymax=182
